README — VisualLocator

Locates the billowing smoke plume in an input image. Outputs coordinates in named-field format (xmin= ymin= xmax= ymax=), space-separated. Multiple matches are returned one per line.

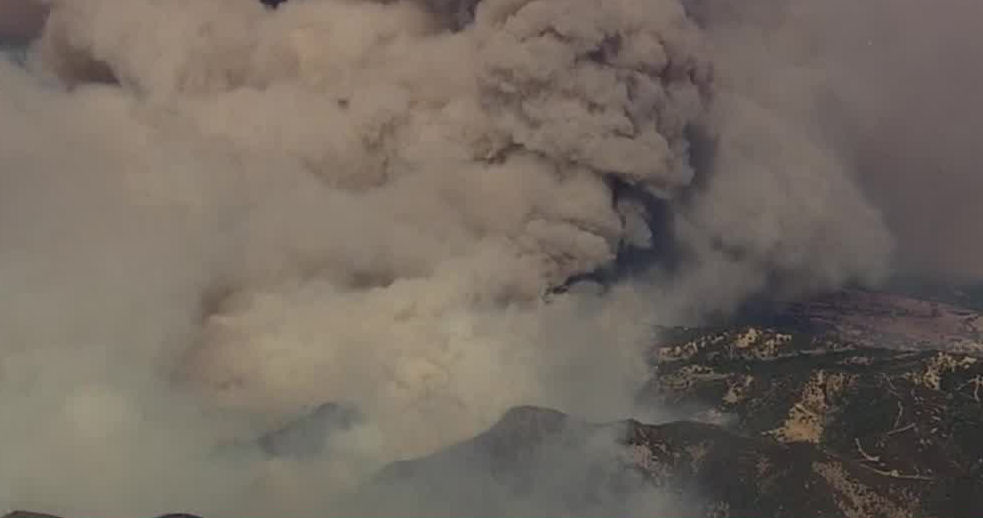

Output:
xmin=0 ymin=0 xmax=905 ymax=515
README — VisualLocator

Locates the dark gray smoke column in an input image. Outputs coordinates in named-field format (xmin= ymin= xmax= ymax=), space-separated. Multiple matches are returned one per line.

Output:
xmin=833 ymin=0 xmax=983 ymax=280
xmin=0 ymin=0 xmax=47 ymax=43
xmin=687 ymin=0 xmax=983 ymax=282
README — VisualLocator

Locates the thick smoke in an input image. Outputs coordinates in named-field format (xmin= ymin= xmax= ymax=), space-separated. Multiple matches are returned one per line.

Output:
xmin=687 ymin=0 xmax=983 ymax=282
xmin=0 ymin=0 xmax=911 ymax=516
xmin=0 ymin=0 xmax=45 ymax=43
xmin=821 ymin=0 xmax=983 ymax=280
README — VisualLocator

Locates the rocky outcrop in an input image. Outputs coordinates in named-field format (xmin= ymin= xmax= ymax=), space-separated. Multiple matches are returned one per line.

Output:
xmin=364 ymin=404 xmax=936 ymax=518
xmin=10 ymin=290 xmax=982 ymax=518
xmin=641 ymin=289 xmax=983 ymax=517
xmin=623 ymin=419 xmax=924 ymax=518
xmin=364 ymin=290 xmax=983 ymax=518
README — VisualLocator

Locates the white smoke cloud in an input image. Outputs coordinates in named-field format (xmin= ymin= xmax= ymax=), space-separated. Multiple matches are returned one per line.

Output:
xmin=0 ymin=0 xmax=897 ymax=515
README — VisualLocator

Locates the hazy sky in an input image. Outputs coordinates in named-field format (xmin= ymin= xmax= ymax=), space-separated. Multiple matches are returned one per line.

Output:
xmin=0 ymin=0 xmax=46 ymax=43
